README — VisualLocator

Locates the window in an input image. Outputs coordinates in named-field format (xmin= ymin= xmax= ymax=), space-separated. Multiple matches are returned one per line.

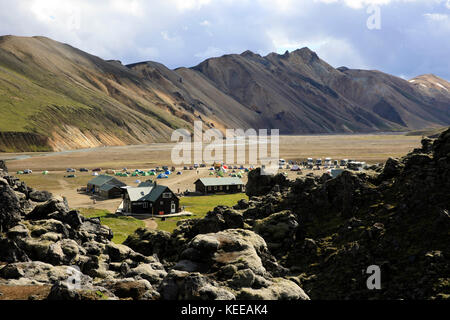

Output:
xmin=219 ymin=186 xmax=223 ymax=191
xmin=226 ymin=185 xmax=230 ymax=191
xmin=160 ymin=201 xmax=164 ymax=205
xmin=143 ymin=202 xmax=148 ymax=209
xmin=214 ymin=186 xmax=217 ymax=191
xmin=163 ymin=192 xmax=171 ymax=199
xmin=208 ymin=186 xmax=212 ymax=191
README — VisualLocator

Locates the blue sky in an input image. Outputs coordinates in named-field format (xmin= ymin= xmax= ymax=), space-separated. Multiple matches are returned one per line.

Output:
xmin=0 ymin=0 xmax=449 ymax=80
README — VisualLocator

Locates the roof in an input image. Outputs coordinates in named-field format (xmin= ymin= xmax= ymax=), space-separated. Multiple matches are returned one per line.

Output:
xmin=99 ymin=184 xmax=122 ymax=192
xmin=126 ymin=185 xmax=172 ymax=202
xmin=138 ymin=180 xmax=154 ymax=187
xmin=196 ymin=177 xmax=243 ymax=187
xmin=88 ymin=175 xmax=126 ymax=187
xmin=126 ymin=187 xmax=154 ymax=202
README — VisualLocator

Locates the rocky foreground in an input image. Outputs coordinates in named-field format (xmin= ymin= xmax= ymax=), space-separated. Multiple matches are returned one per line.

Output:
xmin=1 ymin=129 xmax=449 ymax=300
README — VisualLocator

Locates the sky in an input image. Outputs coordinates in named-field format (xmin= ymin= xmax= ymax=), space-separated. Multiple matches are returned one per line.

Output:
xmin=0 ymin=0 xmax=449 ymax=80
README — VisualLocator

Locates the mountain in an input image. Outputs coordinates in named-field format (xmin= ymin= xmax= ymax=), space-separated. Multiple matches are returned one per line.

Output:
xmin=0 ymin=36 xmax=449 ymax=152
xmin=192 ymin=49 xmax=450 ymax=132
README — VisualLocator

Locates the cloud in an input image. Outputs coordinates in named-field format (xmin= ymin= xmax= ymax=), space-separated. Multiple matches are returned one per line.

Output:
xmin=423 ymin=13 xmax=448 ymax=21
xmin=194 ymin=46 xmax=226 ymax=59
xmin=0 ymin=0 xmax=448 ymax=80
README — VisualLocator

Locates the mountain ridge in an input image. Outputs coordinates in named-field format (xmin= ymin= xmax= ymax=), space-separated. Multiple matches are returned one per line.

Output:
xmin=0 ymin=35 xmax=449 ymax=152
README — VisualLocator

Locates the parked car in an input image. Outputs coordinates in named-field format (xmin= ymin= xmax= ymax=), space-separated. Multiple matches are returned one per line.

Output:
xmin=65 ymin=174 xmax=76 ymax=178
xmin=79 ymin=168 xmax=89 ymax=172
xmin=23 ymin=169 xmax=33 ymax=174
xmin=183 ymin=166 xmax=188 ymax=170
xmin=66 ymin=168 xmax=76 ymax=173
xmin=92 ymin=168 xmax=102 ymax=172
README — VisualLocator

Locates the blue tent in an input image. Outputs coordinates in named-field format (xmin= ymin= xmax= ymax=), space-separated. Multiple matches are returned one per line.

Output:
xmin=157 ymin=173 xmax=168 ymax=179
xmin=165 ymin=170 xmax=171 ymax=175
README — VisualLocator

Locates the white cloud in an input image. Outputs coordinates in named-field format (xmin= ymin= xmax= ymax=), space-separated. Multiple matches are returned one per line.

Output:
xmin=314 ymin=0 xmax=420 ymax=9
xmin=0 ymin=0 xmax=449 ymax=79
xmin=171 ymin=0 xmax=212 ymax=11
xmin=194 ymin=46 xmax=225 ymax=59
xmin=423 ymin=13 xmax=448 ymax=21
xmin=111 ymin=0 xmax=144 ymax=17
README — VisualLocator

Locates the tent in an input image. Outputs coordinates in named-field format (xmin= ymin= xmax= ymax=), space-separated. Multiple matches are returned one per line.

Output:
xmin=165 ymin=170 xmax=171 ymax=175
xmin=177 ymin=171 xmax=182 ymax=175
xmin=209 ymin=172 xmax=214 ymax=176
xmin=149 ymin=171 xmax=156 ymax=176
xmin=92 ymin=172 xmax=99 ymax=176
xmin=42 ymin=171 xmax=49 ymax=175
xmin=157 ymin=173 xmax=168 ymax=179
xmin=135 ymin=180 xmax=141 ymax=184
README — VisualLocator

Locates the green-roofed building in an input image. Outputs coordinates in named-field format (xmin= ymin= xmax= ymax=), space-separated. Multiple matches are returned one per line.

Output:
xmin=194 ymin=177 xmax=244 ymax=194
xmin=122 ymin=182 xmax=179 ymax=215
xmin=87 ymin=175 xmax=127 ymax=199
xmin=137 ymin=179 xmax=154 ymax=187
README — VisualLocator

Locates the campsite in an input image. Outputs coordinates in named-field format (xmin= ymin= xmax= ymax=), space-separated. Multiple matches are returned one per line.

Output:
xmin=1 ymin=133 xmax=423 ymax=242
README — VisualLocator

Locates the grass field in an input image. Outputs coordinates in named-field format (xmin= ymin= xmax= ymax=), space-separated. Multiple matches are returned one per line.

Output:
xmin=76 ymin=193 xmax=248 ymax=242
xmin=157 ymin=194 xmax=249 ymax=233
xmin=78 ymin=208 xmax=145 ymax=244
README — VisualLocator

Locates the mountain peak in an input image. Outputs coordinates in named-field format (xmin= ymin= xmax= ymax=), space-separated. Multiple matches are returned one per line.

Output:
xmin=241 ymin=50 xmax=260 ymax=57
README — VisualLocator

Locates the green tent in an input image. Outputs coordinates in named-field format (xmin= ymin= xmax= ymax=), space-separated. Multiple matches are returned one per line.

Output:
xmin=17 ymin=171 xmax=23 ymax=175
xmin=149 ymin=171 xmax=156 ymax=176
xmin=42 ymin=171 xmax=49 ymax=175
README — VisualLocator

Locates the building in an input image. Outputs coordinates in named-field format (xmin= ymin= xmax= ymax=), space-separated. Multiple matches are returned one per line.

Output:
xmin=86 ymin=175 xmax=126 ymax=199
xmin=137 ymin=180 xmax=154 ymax=187
xmin=194 ymin=177 xmax=244 ymax=194
xmin=122 ymin=182 xmax=179 ymax=215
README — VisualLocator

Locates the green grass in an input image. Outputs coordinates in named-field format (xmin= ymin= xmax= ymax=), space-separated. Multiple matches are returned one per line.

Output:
xmin=157 ymin=193 xmax=248 ymax=233
xmin=78 ymin=208 xmax=145 ymax=244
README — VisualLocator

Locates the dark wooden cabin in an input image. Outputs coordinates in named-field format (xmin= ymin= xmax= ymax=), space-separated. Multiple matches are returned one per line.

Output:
xmin=122 ymin=183 xmax=179 ymax=215
xmin=194 ymin=177 xmax=244 ymax=195
xmin=87 ymin=175 xmax=126 ymax=199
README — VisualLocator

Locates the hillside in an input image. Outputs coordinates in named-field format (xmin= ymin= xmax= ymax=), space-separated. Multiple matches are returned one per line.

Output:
xmin=0 ymin=128 xmax=448 ymax=300
xmin=0 ymin=36 xmax=450 ymax=152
